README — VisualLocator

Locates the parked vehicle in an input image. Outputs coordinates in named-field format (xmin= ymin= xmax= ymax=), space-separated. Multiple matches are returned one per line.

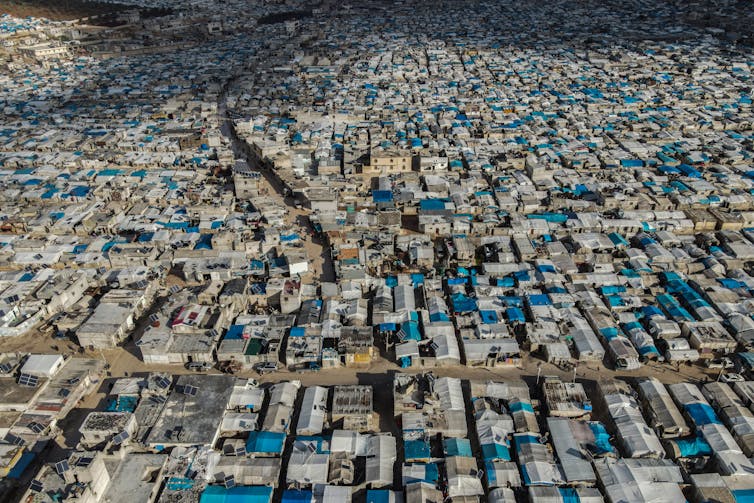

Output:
xmin=706 ymin=357 xmax=734 ymax=370
xmin=720 ymin=373 xmax=745 ymax=383
xmin=186 ymin=361 xmax=212 ymax=372
xmin=255 ymin=362 xmax=278 ymax=375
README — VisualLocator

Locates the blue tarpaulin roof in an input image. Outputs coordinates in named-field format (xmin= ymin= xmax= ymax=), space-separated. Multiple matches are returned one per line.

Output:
xmin=404 ymin=439 xmax=431 ymax=461
xmin=420 ymin=198 xmax=448 ymax=211
xmin=373 ymin=190 xmax=393 ymax=203
xmin=527 ymin=294 xmax=551 ymax=306
xmin=200 ymin=486 xmax=273 ymax=503
xmin=451 ymin=292 xmax=478 ymax=313
xmin=685 ymin=403 xmax=721 ymax=426
xmin=481 ymin=442 xmax=510 ymax=462
xmin=69 ymin=186 xmax=89 ymax=197
xmin=733 ymin=489 xmax=754 ymax=503
xmin=497 ymin=277 xmax=515 ymax=287
xmin=398 ymin=320 xmax=421 ymax=341
xmin=225 ymin=325 xmax=245 ymax=340
xmin=366 ymin=490 xmax=394 ymax=503
xmin=194 ymin=234 xmax=213 ymax=250
xmin=246 ymin=431 xmax=285 ymax=454
xmin=480 ymin=310 xmax=498 ymax=324
xmin=6 ymin=452 xmax=34 ymax=479
xmin=509 ymin=401 xmax=534 ymax=414
xmin=673 ymin=434 xmax=712 ymax=458
xmin=588 ymin=422 xmax=614 ymax=455
xmin=281 ymin=490 xmax=312 ymax=503
xmin=444 ymin=438 xmax=473 ymax=457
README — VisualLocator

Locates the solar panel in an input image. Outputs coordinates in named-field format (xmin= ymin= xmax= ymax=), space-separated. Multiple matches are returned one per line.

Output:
xmin=151 ymin=395 xmax=167 ymax=404
xmin=136 ymin=280 xmax=147 ymax=289
xmin=29 ymin=480 xmax=43 ymax=493
xmin=112 ymin=431 xmax=130 ymax=445
xmin=55 ymin=460 xmax=70 ymax=475
xmin=5 ymin=433 xmax=24 ymax=446
xmin=183 ymin=385 xmax=198 ymax=396
xmin=76 ymin=457 xmax=93 ymax=467
xmin=224 ymin=475 xmax=235 ymax=489
xmin=28 ymin=422 xmax=45 ymax=434
xmin=170 ymin=285 xmax=181 ymax=294
xmin=18 ymin=373 xmax=39 ymax=387
xmin=149 ymin=313 xmax=160 ymax=323
xmin=59 ymin=388 xmax=70 ymax=397
xmin=0 ymin=363 xmax=12 ymax=374
xmin=208 ymin=329 xmax=218 ymax=338
xmin=223 ymin=443 xmax=235 ymax=456
xmin=155 ymin=376 xmax=171 ymax=389
xmin=236 ymin=446 xmax=246 ymax=456
xmin=67 ymin=377 xmax=80 ymax=385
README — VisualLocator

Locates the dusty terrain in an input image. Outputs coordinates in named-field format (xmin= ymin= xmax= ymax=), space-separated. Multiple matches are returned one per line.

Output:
xmin=0 ymin=0 xmax=129 ymax=21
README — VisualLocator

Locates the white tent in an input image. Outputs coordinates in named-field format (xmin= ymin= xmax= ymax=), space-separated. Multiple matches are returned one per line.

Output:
xmin=485 ymin=460 xmax=521 ymax=489
xmin=313 ymin=485 xmax=352 ymax=503
xmin=286 ymin=450 xmax=329 ymax=485
xmin=489 ymin=488 xmax=516 ymax=503
xmin=297 ymin=386 xmax=328 ymax=435
xmin=329 ymin=430 xmax=366 ymax=456
xmin=366 ymin=434 xmax=396 ymax=487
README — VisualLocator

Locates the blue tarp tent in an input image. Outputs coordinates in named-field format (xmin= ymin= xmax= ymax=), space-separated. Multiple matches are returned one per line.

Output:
xmin=527 ymin=294 xmax=551 ymax=306
xmin=588 ymin=422 xmax=614 ymax=455
xmin=366 ymin=490 xmax=397 ymax=503
xmin=372 ymin=190 xmax=393 ymax=203
xmin=404 ymin=439 xmax=431 ymax=461
xmin=505 ymin=307 xmax=526 ymax=323
xmin=481 ymin=442 xmax=510 ymax=462
xmin=733 ymin=489 xmax=754 ymax=503
xmin=225 ymin=325 xmax=245 ymax=340
xmin=6 ymin=452 xmax=34 ymax=479
xmin=419 ymin=199 xmax=448 ymax=211
xmin=509 ymin=401 xmax=534 ymax=414
xmin=480 ymin=310 xmax=498 ymax=324
xmin=281 ymin=490 xmax=312 ymax=503
xmin=246 ymin=431 xmax=286 ymax=455
xmin=451 ymin=293 xmax=478 ymax=313
xmin=194 ymin=234 xmax=213 ymax=250
xmin=200 ymin=486 xmax=273 ymax=503
xmin=685 ymin=403 xmax=720 ymax=426
xmin=672 ymin=435 xmax=712 ymax=457
xmin=497 ymin=277 xmax=515 ymax=287
xmin=444 ymin=438 xmax=473 ymax=457
xmin=397 ymin=321 xmax=421 ymax=341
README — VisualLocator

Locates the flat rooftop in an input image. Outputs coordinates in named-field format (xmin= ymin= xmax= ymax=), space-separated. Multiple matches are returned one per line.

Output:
xmin=146 ymin=374 xmax=235 ymax=447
